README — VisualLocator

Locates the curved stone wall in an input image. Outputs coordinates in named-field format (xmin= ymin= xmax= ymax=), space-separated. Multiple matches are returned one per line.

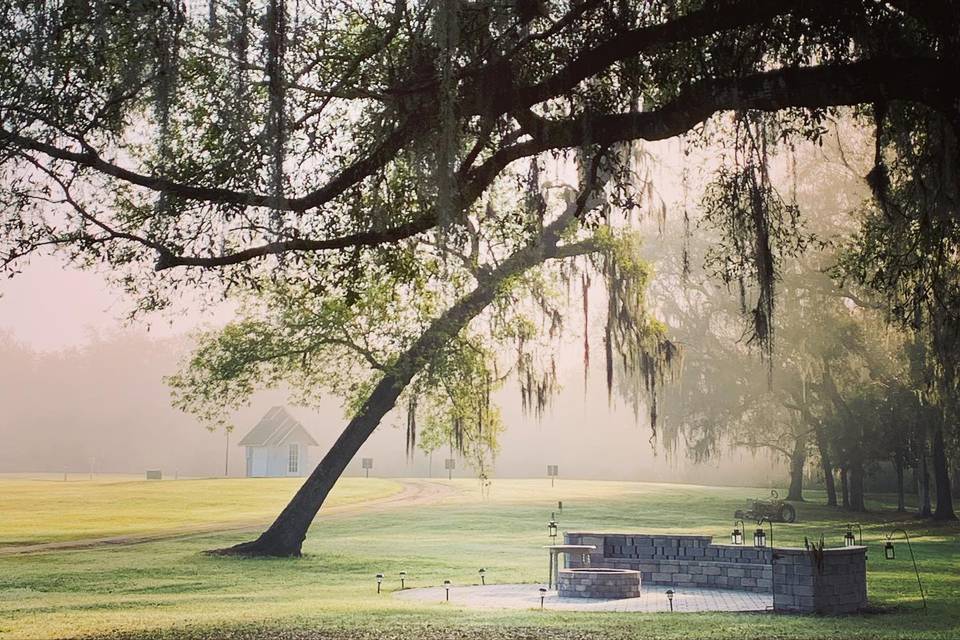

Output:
xmin=557 ymin=568 xmax=641 ymax=599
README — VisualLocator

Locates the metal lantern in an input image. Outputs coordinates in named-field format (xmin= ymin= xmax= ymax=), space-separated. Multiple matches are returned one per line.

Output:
xmin=548 ymin=519 xmax=558 ymax=540
xmin=732 ymin=519 xmax=745 ymax=545
xmin=844 ymin=527 xmax=856 ymax=547
xmin=376 ymin=573 xmax=384 ymax=594
xmin=479 ymin=568 xmax=486 ymax=586
xmin=665 ymin=589 xmax=675 ymax=612
xmin=399 ymin=571 xmax=406 ymax=589
xmin=754 ymin=527 xmax=766 ymax=548
xmin=884 ymin=540 xmax=895 ymax=560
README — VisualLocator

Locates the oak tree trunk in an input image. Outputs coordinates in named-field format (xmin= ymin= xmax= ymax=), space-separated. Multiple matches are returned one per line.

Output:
xmin=840 ymin=466 xmax=850 ymax=510
xmin=932 ymin=425 xmax=957 ymax=521
xmin=848 ymin=457 xmax=866 ymax=512
xmin=894 ymin=452 xmax=906 ymax=512
xmin=918 ymin=444 xmax=933 ymax=518
xmin=814 ymin=424 xmax=838 ymax=507
xmin=207 ymin=219 xmax=582 ymax=556
xmin=787 ymin=437 xmax=806 ymax=502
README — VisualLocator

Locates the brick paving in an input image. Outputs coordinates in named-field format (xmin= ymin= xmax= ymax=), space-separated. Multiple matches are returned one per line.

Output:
xmin=394 ymin=583 xmax=772 ymax=612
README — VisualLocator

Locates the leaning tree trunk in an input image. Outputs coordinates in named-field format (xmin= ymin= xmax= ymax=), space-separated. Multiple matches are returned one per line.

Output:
xmin=814 ymin=424 xmax=837 ymax=507
xmin=931 ymin=425 xmax=957 ymax=521
xmin=209 ymin=217 xmax=587 ymax=556
xmin=787 ymin=437 xmax=806 ymax=502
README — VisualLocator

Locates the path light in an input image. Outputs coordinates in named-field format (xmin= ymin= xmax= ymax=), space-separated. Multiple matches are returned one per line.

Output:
xmin=375 ymin=573 xmax=383 ymax=594
xmin=399 ymin=571 xmax=406 ymax=590
xmin=443 ymin=579 xmax=451 ymax=602
xmin=539 ymin=587 xmax=547 ymax=609
xmin=884 ymin=529 xmax=926 ymax=611
xmin=558 ymin=500 xmax=563 ymax=513
xmin=665 ymin=589 xmax=674 ymax=612
xmin=731 ymin=519 xmax=745 ymax=545
xmin=548 ymin=519 xmax=558 ymax=541
xmin=479 ymin=568 xmax=486 ymax=585
xmin=753 ymin=527 xmax=766 ymax=548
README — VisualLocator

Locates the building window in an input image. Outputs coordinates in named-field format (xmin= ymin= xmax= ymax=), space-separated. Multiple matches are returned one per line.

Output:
xmin=288 ymin=443 xmax=299 ymax=473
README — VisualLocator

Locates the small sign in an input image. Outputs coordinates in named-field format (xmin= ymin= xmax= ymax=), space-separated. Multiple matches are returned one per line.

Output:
xmin=547 ymin=465 xmax=559 ymax=477
xmin=444 ymin=458 xmax=456 ymax=470
xmin=145 ymin=469 xmax=162 ymax=480
xmin=361 ymin=458 xmax=374 ymax=469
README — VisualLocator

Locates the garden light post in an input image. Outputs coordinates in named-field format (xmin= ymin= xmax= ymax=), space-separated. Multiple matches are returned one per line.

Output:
xmin=443 ymin=579 xmax=451 ymax=602
xmin=884 ymin=529 xmax=927 ymax=611
xmin=479 ymin=568 xmax=486 ymax=585
xmin=375 ymin=573 xmax=383 ymax=594
xmin=731 ymin=519 xmax=745 ymax=545
xmin=399 ymin=571 xmax=406 ymax=590
xmin=539 ymin=586 xmax=547 ymax=609
xmin=665 ymin=589 xmax=674 ymax=612
xmin=548 ymin=517 xmax=558 ymax=542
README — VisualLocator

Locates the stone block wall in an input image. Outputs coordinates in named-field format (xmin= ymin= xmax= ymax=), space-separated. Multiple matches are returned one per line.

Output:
xmin=772 ymin=547 xmax=868 ymax=614
xmin=564 ymin=533 xmax=772 ymax=593
xmin=557 ymin=568 xmax=641 ymax=599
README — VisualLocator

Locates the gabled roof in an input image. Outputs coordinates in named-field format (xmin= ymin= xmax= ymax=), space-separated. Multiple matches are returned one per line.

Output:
xmin=237 ymin=406 xmax=319 ymax=447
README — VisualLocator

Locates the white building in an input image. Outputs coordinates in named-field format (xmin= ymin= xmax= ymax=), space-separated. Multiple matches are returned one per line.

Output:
xmin=238 ymin=406 xmax=318 ymax=477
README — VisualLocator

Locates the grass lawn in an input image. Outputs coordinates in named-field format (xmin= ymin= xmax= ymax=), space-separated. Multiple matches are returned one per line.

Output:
xmin=0 ymin=478 xmax=957 ymax=639
xmin=0 ymin=475 xmax=402 ymax=546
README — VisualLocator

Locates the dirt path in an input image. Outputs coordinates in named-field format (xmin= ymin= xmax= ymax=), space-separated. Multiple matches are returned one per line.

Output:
xmin=0 ymin=479 xmax=456 ymax=556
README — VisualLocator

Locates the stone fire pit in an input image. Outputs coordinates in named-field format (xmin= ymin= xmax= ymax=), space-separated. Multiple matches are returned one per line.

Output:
xmin=557 ymin=567 xmax=641 ymax=599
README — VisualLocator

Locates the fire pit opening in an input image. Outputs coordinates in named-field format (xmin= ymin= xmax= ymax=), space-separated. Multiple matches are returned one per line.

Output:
xmin=557 ymin=567 xmax=641 ymax=599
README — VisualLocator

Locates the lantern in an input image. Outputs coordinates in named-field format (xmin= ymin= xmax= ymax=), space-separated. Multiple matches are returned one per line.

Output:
xmin=375 ymin=573 xmax=384 ymax=594
xmin=754 ymin=527 xmax=766 ymax=547
xmin=399 ymin=571 xmax=406 ymax=589
xmin=844 ymin=527 xmax=857 ymax=547
xmin=539 ymin=586 xmax=547 ymax=609
xmin=479 ymin=568 xmax=486 ymax=586
xmin=731 ymin=526 xmax=743 ymax=545
xmin=884 ymin=540 xmax=895 ymax=560
xmin=548 ymin=519 xmax=558 ymax=540
xmin=665 ymin=589 xmax=675 ymax=612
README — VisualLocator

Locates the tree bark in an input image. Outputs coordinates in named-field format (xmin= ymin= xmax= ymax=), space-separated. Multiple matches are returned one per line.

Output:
xmin=917 ymin=443 xmax=933 ymax=518
xmin=814 ymin=424 xmax=837 ymax=506
xmin=848 ymin=457 xmax=867 ymax=512
xmin=894 ymin=452 xmax=906 ymax=512
xmin=840 ymin=466 xmax=850 ymax=510
xmin=208 ymin=217 xmax=591 ymax=556
xmin=931 ymin=425 xmax=957 ymax=520
xmin=787 ymin=437 xmax=806 ymax=502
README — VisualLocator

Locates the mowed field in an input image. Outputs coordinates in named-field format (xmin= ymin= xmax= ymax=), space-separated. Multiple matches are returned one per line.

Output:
xmin=1 ymin=477 xmax=958 ymax=640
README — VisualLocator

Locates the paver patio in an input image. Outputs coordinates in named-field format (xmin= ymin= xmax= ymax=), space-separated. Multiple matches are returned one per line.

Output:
xmin=395 ymin=583 xmax=772 ymax=612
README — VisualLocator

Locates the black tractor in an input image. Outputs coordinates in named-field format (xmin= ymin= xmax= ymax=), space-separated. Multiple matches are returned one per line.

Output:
xmin=734 ymin=489 xmax=798 ymax=523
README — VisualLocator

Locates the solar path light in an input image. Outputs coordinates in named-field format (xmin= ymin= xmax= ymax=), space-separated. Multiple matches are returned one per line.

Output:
xmin=375 ymin=573 xmax=383 ymax=594
xmin=665 ymin=589 xmax=674 ymax=612
xmin=539 ymin=587 xmax=547 ymax=609
xmin=479 ymin=568 xmax=486 ymax=585
xmin=399 ymin=571 xmax=406 ymax=589
xmin=443 ymin=579 xmax=451 ymax=602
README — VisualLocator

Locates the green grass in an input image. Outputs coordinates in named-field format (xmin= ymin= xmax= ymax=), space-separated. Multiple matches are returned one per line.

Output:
xmin=0 ymin=475 xmax=401 ymax=546
xmin=0 ymin=479 xmax=957 ymax=639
